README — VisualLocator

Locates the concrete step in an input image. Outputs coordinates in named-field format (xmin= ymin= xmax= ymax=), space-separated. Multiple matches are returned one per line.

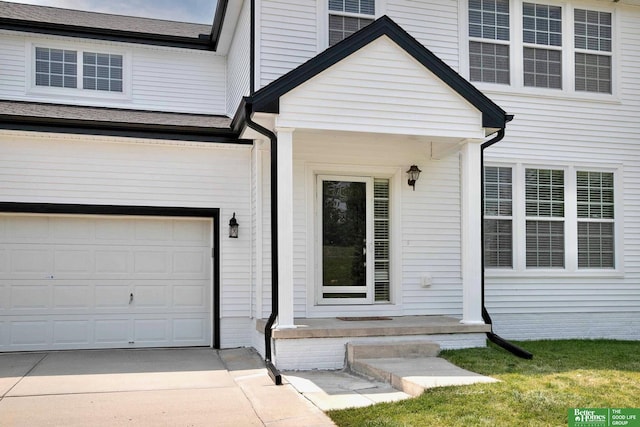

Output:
xmin=346 ymin=340 xmax=440 ymax=364
xmin=349 ymin=357 xmax=499 ymax=397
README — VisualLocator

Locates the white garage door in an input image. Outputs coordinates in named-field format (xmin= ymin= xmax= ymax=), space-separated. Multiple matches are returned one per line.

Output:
xmin=0 ymin=214 xmax=213 ymax=351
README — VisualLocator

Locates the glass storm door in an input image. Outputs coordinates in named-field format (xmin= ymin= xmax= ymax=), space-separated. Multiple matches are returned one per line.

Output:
xmin=318 ymin=176 xmax=373 ymax=304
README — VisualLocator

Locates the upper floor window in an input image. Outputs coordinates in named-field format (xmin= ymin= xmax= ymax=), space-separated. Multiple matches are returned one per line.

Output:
xmin=35 ymin=48 xmax=77 ymax=89
xmin=522 ymin=3 xmax=563 ymax=89
xmin=469 ymin=0 xmax=510 ymax=84
xmin=574 ymin=9 xmax=612 ymax=93
xmin=83 ymin=52 xmax=123 ymax=92
xmin=467 ymin=1 xmax=614 ymax=95
xmin=34 ymin=46 xmax=124 ymax=93
xmin=328 ymin=0 xmax=375 ymax=46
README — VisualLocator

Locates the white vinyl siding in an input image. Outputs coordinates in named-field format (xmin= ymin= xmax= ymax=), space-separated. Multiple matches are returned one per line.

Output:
xmin=0 ymin=134 xmax=253 ymax=348
xmin=227 ymin=0 xmax=251 ymax=116
xmin=0 ymin=33 xmax=226 ymax=114
xmin=387 ymin=0 xmax=460 ymax=70
xmin=259 ymin=0 xmax=317 ymax=88
xmin=278 ymin=36 xmax=484 ymax=139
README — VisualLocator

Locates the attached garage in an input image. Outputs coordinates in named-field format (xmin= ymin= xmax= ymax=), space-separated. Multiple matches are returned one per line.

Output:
xmin=0 ymin=205 xmax=219 ymax=352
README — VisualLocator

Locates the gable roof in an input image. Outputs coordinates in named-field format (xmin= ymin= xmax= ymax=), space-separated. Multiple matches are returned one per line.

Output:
xmin=0 ymin=0 xmax=215 ymax=50
xmin=250 ymin=15 xmax=510 ymax=129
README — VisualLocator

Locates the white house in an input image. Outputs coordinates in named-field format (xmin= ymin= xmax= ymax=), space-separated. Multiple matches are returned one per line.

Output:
xmin=0 ymin=0 xmax=638 ymax=377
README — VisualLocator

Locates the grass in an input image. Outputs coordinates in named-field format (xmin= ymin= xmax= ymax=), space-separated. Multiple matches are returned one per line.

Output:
xmin=328 ymin=340 xmax=640 ymax=427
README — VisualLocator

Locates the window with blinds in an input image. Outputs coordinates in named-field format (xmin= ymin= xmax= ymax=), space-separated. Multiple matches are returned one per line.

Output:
xmin=525 ymin=168 xmax=565 ymax=268
xmin=577 ymin=171 xmax=614 ymax=268
xmin=484 ymin=166 xmax=513 ymax=268
xmin=374 ymin=179 xmax=390 ymax=302
xmin=328 ymin=0 xmax=375 ymax=46
xmin=468 ymin=0 xmax=510 ymax=84
xmin=574 ymin=9 xmax=612 ymax=93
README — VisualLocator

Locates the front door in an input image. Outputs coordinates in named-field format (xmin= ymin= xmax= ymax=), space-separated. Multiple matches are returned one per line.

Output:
xmin=318 ymin=175 xmax=374 ymax=304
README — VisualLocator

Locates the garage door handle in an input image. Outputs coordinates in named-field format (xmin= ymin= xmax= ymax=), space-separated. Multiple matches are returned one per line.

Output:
xmin=129 ymin=293 xmax=134 ymax=304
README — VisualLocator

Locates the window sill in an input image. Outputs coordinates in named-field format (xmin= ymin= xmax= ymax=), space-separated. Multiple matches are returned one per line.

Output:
xmin=472 ymin=82 xmax=621 ymax=105
xmin=486 ymin=269 xmax=624 ymax=279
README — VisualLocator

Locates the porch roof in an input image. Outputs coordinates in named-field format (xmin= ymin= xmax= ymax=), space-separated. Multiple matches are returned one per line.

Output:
xmin=248 ymin=16 xmax=510 ymax=130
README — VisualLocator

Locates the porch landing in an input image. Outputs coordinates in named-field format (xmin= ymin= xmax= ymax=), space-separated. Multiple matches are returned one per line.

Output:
xmin=257 ymin=315 xmax=490 ymax=339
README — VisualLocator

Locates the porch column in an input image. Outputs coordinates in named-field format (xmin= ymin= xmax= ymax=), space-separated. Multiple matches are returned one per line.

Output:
xmin=276 ymin=127 xmax=296 ymax=328
xmin=460 ymin=141 xmax=485 ymax=325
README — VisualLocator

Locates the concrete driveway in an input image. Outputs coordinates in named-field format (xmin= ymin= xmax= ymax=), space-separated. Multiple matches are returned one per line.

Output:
xmin=0 ymin=348 xmax=335 ymax=427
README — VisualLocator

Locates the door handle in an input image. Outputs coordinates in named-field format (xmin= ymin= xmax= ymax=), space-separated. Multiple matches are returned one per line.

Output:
xmin=129 ymin=293 xmax=134 ymax=304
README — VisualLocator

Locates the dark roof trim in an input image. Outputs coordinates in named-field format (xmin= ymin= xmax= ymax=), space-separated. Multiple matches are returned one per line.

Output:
xmin=0 ymin=18 xmax=213 ymax=50
xmin=210 ymin=0 xmax=229 ymax=51
xmin=0 ymin=115 xmax=251 ymax=144
xmin=251 ymin=15 xmax=509 ymax=129
xmin=0 ymin=202 xmax=218 ymax=218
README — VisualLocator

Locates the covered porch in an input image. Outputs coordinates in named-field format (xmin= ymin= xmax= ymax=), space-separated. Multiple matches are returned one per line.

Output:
xmin=238 ymin=16 xmax=511 ymax=371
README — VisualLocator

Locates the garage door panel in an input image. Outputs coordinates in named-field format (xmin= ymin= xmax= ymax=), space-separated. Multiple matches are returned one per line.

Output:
xmin=53 ymin=285 xmax=91 ymax=309
xmin=11 ymin=320 xmax=49 ymax=346
xmin=95 ymin=318 xmax=129 ymax=344
xmin=95 ymin=283 xmax=133 ymax=309
xmin=173 ymin=318 xmax=207 ymax=342
xmin=0 ymin=214 xmax=213 ymax=352
xmin=173 ymin=285 xmax=207 ymax=308
xmin=7 ymin=217 xmax=50 ymax=241
xmin=173 ymin=250 xmax=207 ymax=275
xmin=54 ymin=249 xmax=92 ymax=273
xmin=134 ymin=251 xmax=169 ymax=274
xmin=53 ymin=320 xmax=91 ymax=345
xmin=132 ymin=285 xmax=168 ymax=308
xmin=11 ymin=249 xmax=51 ymax=273
xmin=133 ymin=318 xmax=169 ymax=343
xmin=95 ymin=219 xmax=134 ymax=242
xmin=134 ymin=219 xmax=172 ymax=242
xmin=172 ymin=221 xmax=210 ymax=243
xmin=95 ymin=250 xmax=130 ymax=274
xmin=52 ymin=217 xmax=93 ymax=240
xmin=11 ymin=284 xmax=51 ymax=309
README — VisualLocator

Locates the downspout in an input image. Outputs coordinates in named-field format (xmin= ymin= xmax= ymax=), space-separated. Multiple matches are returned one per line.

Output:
xmin=244 ymin=101 xmax=283 ymax=385
xmin=480 ymin=124 xmax=533 ymax=360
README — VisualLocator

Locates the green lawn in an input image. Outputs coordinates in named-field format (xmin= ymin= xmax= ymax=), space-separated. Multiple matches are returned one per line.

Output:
xmin=328 ymin=340 xmax=640 ymax=427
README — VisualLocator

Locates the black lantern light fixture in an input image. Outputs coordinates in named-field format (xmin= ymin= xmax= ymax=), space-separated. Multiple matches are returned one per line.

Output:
xmin=229 ymin=212 xmax=239 ymax=238
xmin=406 ymin=165 xmax=422 ymax=191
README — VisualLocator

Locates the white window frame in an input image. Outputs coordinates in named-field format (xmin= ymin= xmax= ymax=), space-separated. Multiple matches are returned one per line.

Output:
xmin=317 ymin=0 xmax=386 ymax=51
xmin=26 ymin=41 xmax=131 ymax=101
xmin=459 ymin=0 xmax=620 ymax=100
xmin=485 ymin=161 xmax=624 ymax=277
xmin=305 ymin=163 xmax=402 ymax=314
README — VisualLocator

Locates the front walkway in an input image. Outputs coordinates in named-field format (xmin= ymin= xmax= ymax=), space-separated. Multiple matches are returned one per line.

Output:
xmin=0 ymin=348 xmax=334 ymax=427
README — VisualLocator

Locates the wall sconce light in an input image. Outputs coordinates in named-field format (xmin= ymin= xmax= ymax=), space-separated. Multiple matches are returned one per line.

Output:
xmin=229 ymin=213 xmax=239 ymax=238
xmin=406 ymin=165 xmax=422 ymax=191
